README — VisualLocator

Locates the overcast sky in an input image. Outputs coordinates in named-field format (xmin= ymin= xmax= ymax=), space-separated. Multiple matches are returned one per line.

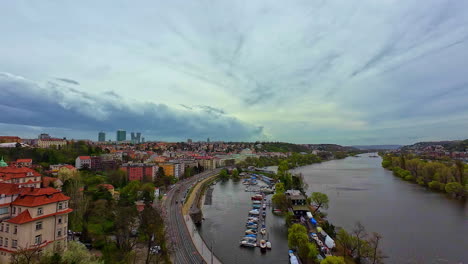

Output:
xmin=1 ymin=0 xmax=468 ymax=144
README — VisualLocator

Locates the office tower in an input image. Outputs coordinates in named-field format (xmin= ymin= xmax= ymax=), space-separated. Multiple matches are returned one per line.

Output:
xmin=141 ymin=137 xmax=145 ymax=143
xmin=187 ymin=139 xmax=192 ymax=144
xmin=131 ymin=132 xmax=135 ymax=143
xmin=98 ymin=131 xmax=106 ymax=142
xmin=136 ymin=132 xmax=141 ymax=143
xmin=116 ymin=129 xmax=126 ymax=141
xmin=207 ymin=137 xmax=210 ymax=143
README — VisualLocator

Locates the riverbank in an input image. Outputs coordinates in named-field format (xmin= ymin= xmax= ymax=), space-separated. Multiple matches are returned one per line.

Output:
xmin=182 ymin=173 xmax=222 ymax=264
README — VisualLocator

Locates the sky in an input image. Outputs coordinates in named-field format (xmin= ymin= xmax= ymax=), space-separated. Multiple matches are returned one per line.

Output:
xmin=1 ymin=0 xmax=468 ymax=145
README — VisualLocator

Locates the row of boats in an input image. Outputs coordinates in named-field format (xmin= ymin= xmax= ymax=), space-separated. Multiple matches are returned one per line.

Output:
xmin=239 ymin=194 xmax=272 ymax=252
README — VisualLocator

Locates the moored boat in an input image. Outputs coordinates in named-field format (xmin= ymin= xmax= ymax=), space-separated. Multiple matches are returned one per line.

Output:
xmin=266 ymin=241 xmax=272 ymax=249
xmin=259 ymin=240 xmax=267 ymax=252
xmin=260 ymin=228 xmax=267 ymax=236
xmin=249 ymin=209 xmax=260 ymax=215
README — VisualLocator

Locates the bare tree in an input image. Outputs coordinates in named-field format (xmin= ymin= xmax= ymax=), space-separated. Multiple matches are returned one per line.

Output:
xmin=10 ymin=245 xmax=42 ymax=264
xmin=352 ymin=222 xmax=367 ymax=263
xmin=368 ymin=232 xmax=386 ymax=264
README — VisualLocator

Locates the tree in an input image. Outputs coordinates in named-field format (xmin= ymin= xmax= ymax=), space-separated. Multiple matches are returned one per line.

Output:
xmin=321 ymin=256 xmax=346 ymax=264
xmin=445 ymin=182 xmax=463 ymax=196
xmin=107 ymin=169 xmax=127 ymax=188
xmin=61 ymin=241 xmax=103 ymax=264
xmin=10 ymin=245 xmax=42 ymax=264
xmin=336 ymin=228 xmax=357 ymax=257
xmin=272 ymin=193 xmax=289 ymax=212
xmin=310 ymin=192 xmax=329 ymax=213
xmin=114 ymin=206 xmax=139 ymax=253
xmin=218 ymin=169 xmax=229 ymax=181
xmin=353 ymin=222 xmax=367 ymax=263
xmin=368 ymin=232 xmax=385 ymax=264
xmin=288 ymin=224 xmax=308 ymax=249
xmin=231 ymin=169 xmax=240 ymax=181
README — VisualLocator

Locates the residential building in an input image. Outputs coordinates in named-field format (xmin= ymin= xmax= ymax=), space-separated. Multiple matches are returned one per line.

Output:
xmin=75 ymin=156 xmax=91 ymax=170
xmin=159 ymin=163 xmax=175 ymax=177
xmin=187 ymin=139 xmax=193 ymax=144
xmin=0 ymin=184 xmax=72 ymax=263
xmin=116 ymin=130 xmax=126 ymax=142
xmin=16 ymin=159 xmax=32 ymax=168
xmin=37 ymin=138 xmax=67 ymax=149
xmin=0 ymin=167 xmax=42 ymax=188
xmin=0 ymin=137 xmax=21 ymax=143
xmin=98 ymin=132 xmax=106 ymax=142
xmin=121 ymin=163 xmax=158 ymax=182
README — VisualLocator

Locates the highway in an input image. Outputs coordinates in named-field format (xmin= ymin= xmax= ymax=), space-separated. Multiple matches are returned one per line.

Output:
xmin=163 ymin=169 xmax=220 ymax=264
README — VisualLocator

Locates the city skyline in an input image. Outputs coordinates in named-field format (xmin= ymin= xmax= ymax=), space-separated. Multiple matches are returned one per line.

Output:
xmin=1 ymin=1 xmax=468 ymax=145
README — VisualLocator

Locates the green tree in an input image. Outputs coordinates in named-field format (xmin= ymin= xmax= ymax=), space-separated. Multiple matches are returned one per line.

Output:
xmin=272 ymin=192 xmax=289 ymax=212
xmin=288 ymin=224 xmax=308 ymax=249
xmin=445 ymin=182 xmax=463 ymax=196
xmin=310 ymin=192 xmax=329 ymax=213
xmin=321 ymin=256 xmax=346 ymax=264
xmin=61 ymin=241 xmax=103 ymax=264
xmin=218 ymin=169 xmax=229 ymax=181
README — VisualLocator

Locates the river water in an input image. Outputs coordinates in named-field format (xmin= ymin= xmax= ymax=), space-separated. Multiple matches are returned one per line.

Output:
xmin=199 ymin=155 xmax=468 ymax=263
xmin=294 ymin=154 xmax=468 ymax=264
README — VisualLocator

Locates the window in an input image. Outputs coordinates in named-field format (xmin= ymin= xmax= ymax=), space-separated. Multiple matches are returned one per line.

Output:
xmin=12 ymin=240 xmax=17 ymax=248
xmin=58 ymin=216 xmax=62 ymax=224
xmin=0 ymin=237 xmax=3 ymax=246
xmin=0 ymin=223 xmax=3 ymax=232
xmin=13 ymin=226 xmax=17 ymax=234
xmin=34 ymin=235 xmax=42 ymax=245
xmin=58 ymin=203 xmax=63 ymax=210
xmin=57 ymin=228 xmax=62 ymax=237
xmin=18 ymin=208 xmax=21 ymax=214
xmin=37 ymin=207 xmax=43 ymax=215
xmin=4 ymin=238 xmax=8 ymax=247
xmin=12 ymin=207 xmax=16 ymax=214
xmin=0 ymin=207 xmax=8 ymax=215
xmin=35 ymin=222 xmax=42 ymax=230
xmin=5 ymin=224 xmax=9 ymax=233
xmin=64 ymin=201 xmax=68 ymax=208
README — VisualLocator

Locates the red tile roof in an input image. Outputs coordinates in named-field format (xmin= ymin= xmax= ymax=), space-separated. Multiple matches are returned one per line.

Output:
xmin=17 ymin=159 xmax=32 ymax=163
xmin=0 ymin=183 xmax=21 ymax=195
xmin=13 ymin=188 xmax=70 ymax=207
xmin=7 ymin=208 xmax=73 ymax=224
xmin=78 ymin=156 xmax=91 ymax=160
xmin=98 ymin=184 xmax=114 ymax=190
xmin=42 ymin=177 xmax=59 ymax=187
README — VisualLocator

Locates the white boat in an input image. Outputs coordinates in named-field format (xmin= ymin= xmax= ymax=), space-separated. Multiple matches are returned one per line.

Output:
xmin=248 ymin=217 xmax=259 ymax=221
xmin=259 ymin=240 xmax=267 ymax=252
xmin=245 ymin=229 xmax=257 ymax=234
xmin=260 ymin=228 xmax=267 ymax=236
xmin=249 ymin=210 xmax=260 ymax=215
xmin=241 ymin=237 xmax=257 ymax=242
xmin=240 ymin=241 xmax=256 ymax=247
xmin=253 ymin=200 xmax=262 ymax=204
xmin=266 ymin=241 xmax=272 ymax=249
xmin=262 ymin=204 xmax=267 ymax=210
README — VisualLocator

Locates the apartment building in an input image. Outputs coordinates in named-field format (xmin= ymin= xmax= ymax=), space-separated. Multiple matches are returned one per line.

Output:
xmin=0 ymin=184 xmax=72 ymax=263
xmin=75 ymin=156 xmax=91 ymax=170
xmin=0 ymin=167 xmax=42 ymax=188
xmin=121 ymin=163 xmax=158 ymax=182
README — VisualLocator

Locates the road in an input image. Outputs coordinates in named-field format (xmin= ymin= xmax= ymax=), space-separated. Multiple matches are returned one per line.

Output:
xmin=163 ymin=169 xmax=221 ymax=264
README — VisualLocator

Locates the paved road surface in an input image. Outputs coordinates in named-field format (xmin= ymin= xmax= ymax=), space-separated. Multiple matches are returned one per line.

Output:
xmin=163 ymin=169 xmax=220 ymax=264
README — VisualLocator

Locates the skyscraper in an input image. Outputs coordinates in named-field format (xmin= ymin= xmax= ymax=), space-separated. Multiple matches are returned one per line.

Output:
xmin=116 ymin=129 xmax=126 ymax=142
xmin=131 ymin=132 xmax=135 ymax=143
xmin=136 ymin=132 xmax=141 ymax=143
xmin=98 ymin=131 xmax=106 ymax=142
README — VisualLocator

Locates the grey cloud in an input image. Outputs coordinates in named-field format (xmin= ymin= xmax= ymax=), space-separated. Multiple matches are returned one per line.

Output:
xmin=0 ymin=73 xmax=263 ymax=141
xmin=55 ymin=78 xmax=80 ymax=85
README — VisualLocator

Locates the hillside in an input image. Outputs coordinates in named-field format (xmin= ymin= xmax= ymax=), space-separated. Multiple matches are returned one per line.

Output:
xmin=401 ymin=139 xmax=468 ymax=152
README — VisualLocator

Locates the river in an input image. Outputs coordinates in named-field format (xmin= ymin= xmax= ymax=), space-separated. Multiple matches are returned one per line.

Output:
xmin=199 ymin=155 xmax=468 ymax=263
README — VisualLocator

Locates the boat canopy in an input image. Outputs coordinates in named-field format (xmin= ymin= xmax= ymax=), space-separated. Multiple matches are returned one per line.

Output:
xmin=306 ymin=212 xmax=313 ymax=219
xmin=325 ymin=235 xmax=336 ymax=249
xmin=309 ymin=218 xmax=317 ymax=225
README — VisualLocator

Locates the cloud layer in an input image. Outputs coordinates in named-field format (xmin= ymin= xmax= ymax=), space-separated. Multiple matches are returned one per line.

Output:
xmin=1 ymin=0 xmax=468 ymax=144
xmin=0 ymin=73 xmax=263 ymax=141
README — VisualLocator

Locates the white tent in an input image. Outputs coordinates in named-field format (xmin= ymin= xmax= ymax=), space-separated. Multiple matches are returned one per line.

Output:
xmin=325 ymin=235 xmax=336 ymax=249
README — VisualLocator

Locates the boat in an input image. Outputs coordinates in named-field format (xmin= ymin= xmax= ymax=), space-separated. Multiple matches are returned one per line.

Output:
xmin=240 ymin=241 xmax=256 ymax=247
xmin=266 ymin=241 xmax=272 ymax=249
xmin=259 ymin=240 xmax=267 ymax=252
xmin=262 ymin=204 xmax=267 ymax=210
xmin=241 ymin=236 xmax=257 ymax=242
xmin=252 ymin=204 xmax=261 ymax=209
xmin=251 ymin=194 xmax=263 ymax=201
xmin=273 ymin=209 xmax=282 ymax=214
xmin=245 ymin=229 xmax=257 ymax=234
xmin=289 ymin=250 xmax=299 ymax=264
xmin=262 ymin=211 xmax=267 ymax=217
xmin=260 ymin=228 xmax=267 ymax=236
xmin=249 ymin=209 xmax=260 ymax=215
xmin=247 ymin=217 xmax=259 ymax=221
xmin=252 ymin=200 xmax=262 ymax=204
xmin=245 ymin=234 xmax=257 ymax=238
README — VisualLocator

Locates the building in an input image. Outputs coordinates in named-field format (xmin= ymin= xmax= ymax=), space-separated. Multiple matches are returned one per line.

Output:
xmin=98 ymin=132 xmax=106 ymax=142
xmin=116 ymin=130 xmax=126 ymax=142
xmin=75 ymin=156 xmax=91 ymax=169
xmin=121 ymin=163 xmax=158 ymax=182
xmin=37 ymin=138 xmax=67 ymax=149
xmin=0 ymin=136 xmax=21 ymax=143
xmin=286 ymin=190 xmax=309 ymax=216
xmin=130 ymin=132 xmax=142 ymax=144
xmin=38 ymin=134 xmax=51 ymax=140
xmin=187 ymin=139 xmax=192 ymax=144
xmin=16 ymin=159 xmax=32 ymax=168
xmin=136 ymin=133 xmax=141 ymax=144
xmin=159 ymin=163 xmax=175 ymax=177
xmin=0 ymin=184 xmax=72 ymax=263
xmin=0 ymin=166 xmax=42 ymax=188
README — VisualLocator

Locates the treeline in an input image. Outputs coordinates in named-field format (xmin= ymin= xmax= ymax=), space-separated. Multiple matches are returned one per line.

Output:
xmin=382 ymin=154 xmax=467 ymax=198
xmin=238 ymin=153 xmax=322 ymax=170
xmin=0 ymin=141 xmax=103 ymax=166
